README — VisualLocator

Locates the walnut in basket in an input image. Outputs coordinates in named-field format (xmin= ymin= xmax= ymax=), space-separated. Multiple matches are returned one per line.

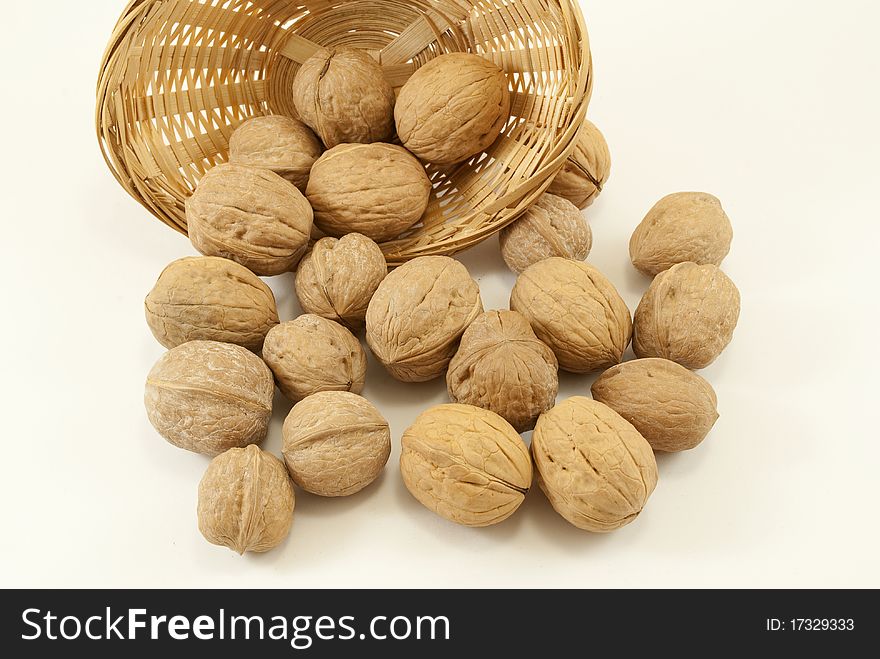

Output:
xmin=185 ymin=164 xmax=313 ymax=276
xmin=547 ymin=120 xmax=611 ymax=209
xmin=395 ymin=53 xmax=511 ymax=165
xmin=292 ymin=48 xmax=395 ymax=148
xmin=306 ymin=143 xmax=431 ymax=242
xmin=229 ymin=115 xmax=323 ymax=193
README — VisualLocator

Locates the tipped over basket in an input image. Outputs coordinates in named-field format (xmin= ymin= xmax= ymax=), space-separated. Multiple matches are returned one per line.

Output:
xmin=96 ymin=0 xmax=592 ymax=265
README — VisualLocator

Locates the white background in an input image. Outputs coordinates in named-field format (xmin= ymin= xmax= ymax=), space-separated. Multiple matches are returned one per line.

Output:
xmin=1 ymin=0 xmax=878 ymax=588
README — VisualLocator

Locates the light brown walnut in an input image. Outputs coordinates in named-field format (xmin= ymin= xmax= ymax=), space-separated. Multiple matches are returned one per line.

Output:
xmin=447 ymin=310 xmax=558 ymax=432
xmin=499 ymin=193 xmax=592 ymax=274
xmin=400 ymin=404 xmax=532 ymax=527
xmin=198 ymin=445 xmax=295 ymax=554
xmin=144 ymin=341 xmax=273 ymax=456
xmin=547 ymin=120 xmax=611 ymax=209
xmin=306 ymin=143 xmax=431 ymax=242
xmin=229 ymin=115 xmax=323 ymax=192
xmin=262 ymin=315 xmax=367 ymax=403
xmin=292 ymin=48 xmax=395 ymax=148
xmin=395 ymin=53 xmax=511 ymax=165
xmin=510 ymin=257 xmax=632 ymax=373
xmin=633 ymin=262 xmax=740 ymax=369
xmin=282 ymin=392 xmax=391 ymax=497
xmin=366 ymin=256 xmax=484 ymax=382
xmin=630 ymin=192 xmax=733 ymax=276
xmin=185 ymin=164 xmax=313 ymax=276
xmin=145 ymin=256 xmax=279 ymax=351
xmin=532 ymin=397 xmax=658 ymax=532
xmin=295 ymin=234 xmax=387 ymax=332
xmin=592 ymin=358 xmax=719 ymax=452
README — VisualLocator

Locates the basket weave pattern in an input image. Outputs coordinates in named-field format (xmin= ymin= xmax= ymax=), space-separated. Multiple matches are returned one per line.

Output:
xmin=96 ymin=0 xmax=591 ymax=265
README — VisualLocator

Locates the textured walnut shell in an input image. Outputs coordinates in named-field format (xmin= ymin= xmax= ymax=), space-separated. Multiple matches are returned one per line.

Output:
xmin=229 ymin=115 xmax=323 ymax=192
xmin=499 ymin=194 xmax=592 ymax=274
xmin=546 ymin=120 xmax=611 ymax=209
xmin=630 ymin=192 xmax=733 ymax=276
xmin=592 ymin=358 xmax=719 ymax=452
xmin=400 ymin=404 xmax=532 ymax=527
xmin=447 ymin=310 xmax=558 ymax=433
xmin=145 ymin=256 xmax=279 ymax=351
xmin=262 ymin=315 xmax=367 ymax=403
xmin=145 ymin=341 xmax=273 ymax=456
xmin=282 ymin=392 xmax=391 ymax=497
xmin=306 ymin=143 xmax=431 ymax=242
xmin=633 ymin=263 xmax=740 ymax=369
xmin=532 ymin=397 xmax=658 ymax=532
xmin=510 ymin=257 xmax=632 ymax=373
xmin=395 ymin=53 xmax=511 ymax=165
xmin=294 ymin=234 xmax=387 ymax=331
xmin=366 ymin=256 xmax=484 ymax=382
xmin=292 ymin=48 xmax=395 ymax=148
xmin=185 ymin=164 xmax=313 ymax=276
xmin=198 ymin=445 xmax=295 ymax=554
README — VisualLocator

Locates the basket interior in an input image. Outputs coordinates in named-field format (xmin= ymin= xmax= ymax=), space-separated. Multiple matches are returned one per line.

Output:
xmin=97 ymin=0 xmax=591 ymax=263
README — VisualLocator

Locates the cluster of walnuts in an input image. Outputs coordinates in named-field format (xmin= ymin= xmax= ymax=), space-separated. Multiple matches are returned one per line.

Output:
xmin=186 ymin=48 xmax=513 ymax=263
xmin=140 ymin=45 xmax=740 ymax=554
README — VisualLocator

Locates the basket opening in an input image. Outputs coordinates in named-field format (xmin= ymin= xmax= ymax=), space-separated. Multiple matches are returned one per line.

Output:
xmin=97 ymin=0 xmax=591 ymax=263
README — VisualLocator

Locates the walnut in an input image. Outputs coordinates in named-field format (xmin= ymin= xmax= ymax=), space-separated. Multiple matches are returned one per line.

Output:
xmin=633 ymin=262 xmax=740 ymax=369
xmin=629 ymin=192 xmax=734 ymax=276
xmin=399 ymin=404 xmax=532 ymax=527
xmin=292 ymin=47 xmax=395 ymax=148
xmin=282 ymin=392 xmax=391 ymax=497
xmin=447 ymin=310 xmax=558 ymax=432
xmin=294 ymin=234 xmax=387 ymax=332
xmin=185 ymin=164 xmax=313 ymax=276
xmin=510 ymin=257 xmax=632 ymax=373
xmin=262 ymin=315 xmax=367 ymax=403
xmin=197 ymin=445 xmax=295 ymax=554
xmin=228 ymin=115 xmax=323 ymax=192
xmin=144 ymin=341 xmax=273 ymax=456
xmin=395 ymin=53 xmax=511 ymax=165
xmin=592 ymin=358 xmax=719 ymax=452
xmin=144 ymin=256 xmax=279 ymax=351
xmin=532 ymin=397 xmax=658 ymax=532
xmin=546 ymin=119 xmax=611 ymax=209
xmin=306 ymin=143 xmax=431 ymax=242
xmin=499 ymin=193 xmax=592 ymax=274
xmin=366 ymin=256 xmax=484 ymax=382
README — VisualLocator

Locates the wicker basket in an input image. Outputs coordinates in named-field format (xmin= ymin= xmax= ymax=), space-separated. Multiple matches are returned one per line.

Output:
xmin=96 ymin=0 xmax=592 ymax=265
